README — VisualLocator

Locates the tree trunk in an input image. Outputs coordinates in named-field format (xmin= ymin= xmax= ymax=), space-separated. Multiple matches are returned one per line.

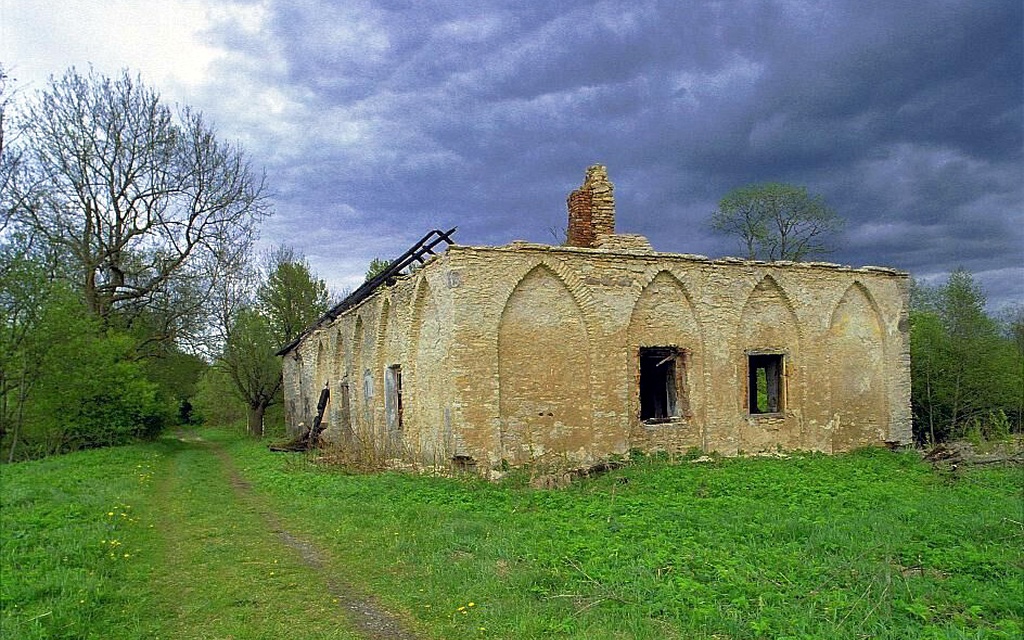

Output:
xmin=247 ymin=403 xmax=266 ymax=439
xmin=950 ymin=370 xmax=962 ymax=437
xmin=7 ymin=366 xmax=29 ymax=463
xmin=1018 ymin=358 xmax=1023 ymax=433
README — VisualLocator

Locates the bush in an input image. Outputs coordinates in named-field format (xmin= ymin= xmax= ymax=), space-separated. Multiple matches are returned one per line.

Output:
xmin=2 ymin=286 xmax=165 ymax=460
xmin=910 ymin=272 xmax=1023 ymax=443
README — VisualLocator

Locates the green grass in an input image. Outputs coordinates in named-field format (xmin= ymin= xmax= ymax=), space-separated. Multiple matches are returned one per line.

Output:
xmin=139 ymin=436 xmax=360 ymax=639
xmin=225 ymin=440 xmax=1024 ymax=639
xmin=0 ymin=441 xmax=161 ymax=638
xmin=3 ymin=429 xmax=1022 ymax=639
xmin=1 ymin=435 xmax=361 ymax=639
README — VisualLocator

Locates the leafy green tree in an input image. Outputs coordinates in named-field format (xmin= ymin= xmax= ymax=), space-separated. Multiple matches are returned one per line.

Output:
xmin=191 ymin=366 xmax=247 ymax=427
xmin=711 ymin=183 xmax=843 ymax=261
xmin=909 ymin=269 xmax=1020 ymax=442
xmin=0 ymin=245 xmax=53 ymax=453
xmin=940 ymin=270 xmax=1016 ymax=434
xmin=139 ymin=347 xmax=208 ymax=424
xmin=221 ymin=309 xmax=281 ymax=438
xmin=365 ymin=257 xmax=391 ymax=281
xmin=259 ymin=247 xmax=330 ymax=345
xmin=219 ymin=250 xmax=329 ymax=437
xmin=1006 ymin=306 xmax=1024 ymax=432
xmin=910 ymin=308 xmax=948 ymax=443
xmin=2 ymin=279 xmax=162 ymax=460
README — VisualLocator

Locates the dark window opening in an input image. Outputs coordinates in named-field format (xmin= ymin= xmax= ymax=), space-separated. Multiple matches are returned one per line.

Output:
xmin=748 ymin=353 xmax=784 ymax=414
xmin=639 ymin=347 xmax=685 ymax=422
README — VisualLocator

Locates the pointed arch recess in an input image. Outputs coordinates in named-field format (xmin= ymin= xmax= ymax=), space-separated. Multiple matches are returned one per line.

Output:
xmin=737 ymin=273 xmax=802 ymax=351
xmin=498 ymin=264 xmax=592 ymax=463
xmin=351 ymin=314 xmax=365 ymax=354
xmin=828 ymin=281 xmax=886 ymax=346
xmin=628 ymin=270 xmax=704 ymax=346
xmin=315 ymin=336 xmax=329 ymax=389
xmin=733 ymin=274 xmax=803 ymax=451
xmin=408 ymin=278 xmax=447 ymax=459
xmin=408 ymin=277 xmax=432 ymax=360
xmin=828 ymin=281 xmax=888 ymax=450
xmin=496 ymin=258 xmax=598 ymax=337
xmin=626 ymin=270 xmax=707 ymax=429
xmin=332 ymin=325 xmax=346 ymax=384
xmin=375 ymin=296 xmax=392 ymax=360
xmin=352 ymin=314 xmax=374 ymax=430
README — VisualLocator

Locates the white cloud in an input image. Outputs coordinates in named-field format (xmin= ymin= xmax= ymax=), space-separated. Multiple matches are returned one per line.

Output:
xmin=1 ymin=0 xmax=221 ymax=100
xmin=431 ymin=13 xmax=508 ymax=44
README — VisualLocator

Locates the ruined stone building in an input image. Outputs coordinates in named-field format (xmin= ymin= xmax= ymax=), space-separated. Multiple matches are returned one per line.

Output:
xmin=278 ymin=166 xmax=911 ymax=469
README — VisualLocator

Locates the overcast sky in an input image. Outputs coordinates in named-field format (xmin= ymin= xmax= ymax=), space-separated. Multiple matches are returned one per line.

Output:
xmin=3 ymin=0 xmax=1021 ymax=310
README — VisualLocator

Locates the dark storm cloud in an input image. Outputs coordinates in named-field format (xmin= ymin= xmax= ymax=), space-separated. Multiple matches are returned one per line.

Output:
xmin=199 ymin=0 xmax=1022 ymax=306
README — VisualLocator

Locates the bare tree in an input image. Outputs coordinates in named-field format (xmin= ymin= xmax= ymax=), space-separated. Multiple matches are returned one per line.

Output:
xmin=711 ymin=183 xmax=843 ymax=261
xmin=1 ymin=64 xmax=25 ymax=236
xmin=5 ymin=67 xmax=270 ymax=346
xmin=0 ymin=65 xmax=9 ymax=182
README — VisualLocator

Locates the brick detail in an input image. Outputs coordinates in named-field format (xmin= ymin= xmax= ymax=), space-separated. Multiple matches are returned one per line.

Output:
xmin=566 ymin=188 xmax=595 ymax=247
xmin=566 ymin=164 xmax=614 ymax=247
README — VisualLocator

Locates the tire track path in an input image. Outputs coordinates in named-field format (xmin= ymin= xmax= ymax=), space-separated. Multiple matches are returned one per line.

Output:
xmin=206 ymin=439 xmax=419 ymax=640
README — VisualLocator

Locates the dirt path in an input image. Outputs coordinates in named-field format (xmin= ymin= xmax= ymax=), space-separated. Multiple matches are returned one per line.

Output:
xmin=209 ymin=441 xmax=419 ymax=640
xmin=157 ymin=431 xmax=420 ymax=640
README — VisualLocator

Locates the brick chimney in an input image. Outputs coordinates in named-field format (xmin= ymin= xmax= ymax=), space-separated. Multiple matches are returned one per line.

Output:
xmin=566 ymin=164 xmax=614 ymax=248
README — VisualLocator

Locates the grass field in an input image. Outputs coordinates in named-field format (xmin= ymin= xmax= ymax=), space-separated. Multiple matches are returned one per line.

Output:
xmin=2 ymin=429 xmax=1021 ymax=639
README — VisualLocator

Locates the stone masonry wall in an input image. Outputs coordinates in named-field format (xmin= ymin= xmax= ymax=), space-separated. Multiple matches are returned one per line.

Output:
xmin=283 ymin=254 xmax=458 ymax=464
xmin=443 ymin=244 xmax=911 ymax=467
xmin=282 ymin=242 xmax=911 ymax=471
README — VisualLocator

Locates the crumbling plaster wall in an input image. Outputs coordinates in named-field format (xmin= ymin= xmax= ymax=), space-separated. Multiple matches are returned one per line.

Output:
xmin=443 ymin=243 xmax=911 ymax=466
xmin=283 ymin=240 xmax=910 ymax=469
xmin=283 ymin=254 xmax=458 ymax=463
